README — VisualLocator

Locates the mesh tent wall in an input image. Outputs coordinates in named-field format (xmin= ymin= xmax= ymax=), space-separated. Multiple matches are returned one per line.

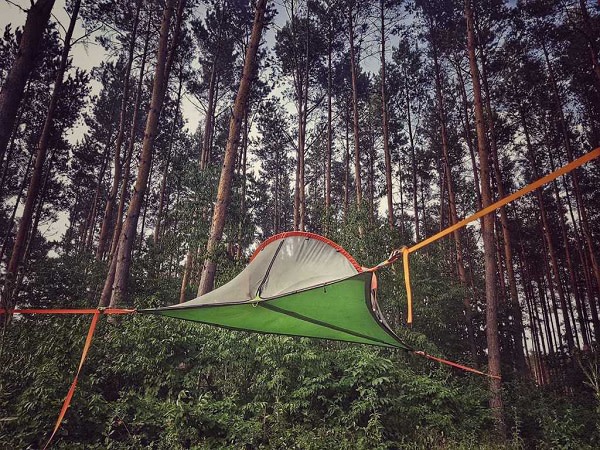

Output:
xmin=143 ymin=232 xmax=411 ymax=350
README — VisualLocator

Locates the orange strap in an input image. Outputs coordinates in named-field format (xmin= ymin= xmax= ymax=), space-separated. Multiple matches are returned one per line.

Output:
xmin=400 ymin=146 xmax=600 ymax=324
xmin=414 ymin=350 xmax=501 ymax=380
xmin=1 ymin=308 xmax=136 ymax=315
xmin=43 ymin=310 xmax=101 ymax=449
xmin=0 ymin=308 xmax=135 ymax=448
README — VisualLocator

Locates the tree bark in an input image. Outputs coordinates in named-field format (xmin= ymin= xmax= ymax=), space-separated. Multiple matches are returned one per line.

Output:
xmin=100 ymin=0 xmax=182 ymax=307
xmin=197 ymin=0 xmax=267 ymax=296
xmin=348 ymin=3 xmax=362 ymax=206
xmin=109 ymin=16 xmax=151 ymax=258
xmin=1 ymin=0 xmax=78 ymax=310
xmin=83 ymin=129 xmax=114 ymax=251
xmin=478 ymin=42 xmax=527 ymax=373
xmin=465 ymin=0 xmax=505 ymax=433
xmin=521 ymin=110 xmax=575 ymax=350
xmin=431 ymin=44 xmax=477 ymax=363
xmin=542 ymin=40 xmax=600 ymax=299
xmin=154 ymin=69 xmax=183 ymax=246
xmin=380 ymin=0 xmax=393 ymax=229
xmin=405 ymin=77 xmax=419 ymax=241
xmin=0 ymin=0 xmax=55 ymax=162
xmin=96 ymin=0 xmax=142 ymax=260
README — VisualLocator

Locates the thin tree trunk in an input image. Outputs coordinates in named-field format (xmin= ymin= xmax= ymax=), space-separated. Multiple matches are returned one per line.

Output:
xmin=0 ymin=0 xmax=55 ymax=161
xmin=348 ymin=4 xmax=362 ymax=206
xmin=154 ymin=69 xmax=183 ymax=246
xmin=521 ymin=110 xmax=575 ymax=350
xmin=465 ymin=0 xmax=504 ymax=432
xmin=96 ymin=0 xmax=142 ymax=260
xmin=325 ymin=22 xmax=332 ymax=216
xmin=479 ymin=43 xmax=527 ymax=371
xmin=380 ymin=0 xmax=393 ymax=229
xmin=0 ymin=151 xmax=35 ymax=263
xmin=100 ymin=0 xmax=183 ymax=307
xmin=406 ymin=77 xmax=419 ymax=241
xmin=0 ymin=91 xmax=29 ymax=196
xmin=83 ymin=128 xmax=114 ymax=251
xmin=197 ymin=0 xmax=267 ymax=296
xmin=236 ymin=109 xmax=249 ymax=260
xmin=109 ymin=17 xmax=151 ymax=258
xmin=452 ymin=56 xmax=482 ymax=210
xmin=432 ymin=43 xmax=477 ymax=362
xmin=542 ymin=40 xmax=600 ymax=296
xmin=1 ymin=0 xmax=79 ymax=309
xmin=344 ymin=99 xmax=350 ymax=220
xmin=577 ymin=0 xmax=600 ymax=86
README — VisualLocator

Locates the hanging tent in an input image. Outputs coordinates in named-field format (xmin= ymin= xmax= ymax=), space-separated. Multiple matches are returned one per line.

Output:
xmin=142 ymin=232 xmax=410 ymax=350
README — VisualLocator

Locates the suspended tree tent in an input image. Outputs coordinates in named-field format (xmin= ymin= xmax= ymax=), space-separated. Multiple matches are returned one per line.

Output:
xmin=142 ymin=232 xmax=410 ymax=350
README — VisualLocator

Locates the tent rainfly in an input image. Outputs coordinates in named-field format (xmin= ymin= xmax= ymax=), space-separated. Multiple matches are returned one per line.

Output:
xmin=143 ymin=231 xmax=411 ymax=350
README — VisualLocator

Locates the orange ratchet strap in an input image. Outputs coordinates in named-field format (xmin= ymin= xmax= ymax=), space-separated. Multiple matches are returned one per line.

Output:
xmin=366 ymin=146 xmax=600 ymax=325
xmin=0 ymin=308 xmax=136 ymax=448
xmin=414 ymin=350 xmax=501 ymax=380
xmin=43 ymin=310 xmax=101 ymax=449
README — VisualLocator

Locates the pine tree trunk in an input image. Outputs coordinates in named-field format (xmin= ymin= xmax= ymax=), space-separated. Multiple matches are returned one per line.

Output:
xmin=0 ymin=92 xmax=28 ymax=196
xmin=83 ymin=131 xmax=113 ymax=252
xmin=236 ymin=110 xmax=249 ymax=260
xmin=542 ymin=40 xmax=600 ymax=297
xmin=0 ymin=0 xmax=55 ymax=161
xmin=109 ymin=17 xmax=151 ymax=258
xmin=380 ymin=0 xmax=393 ymax=229
xmin=452 ymin=55 xmax=482 ymax=210
xmin=478 ymin=45 xmax=527 ymax=372
xmin=325 ymin=25 xmax=332 ymax=216
xmin=344 ymin=100 xmax=350 ymax=220
xmin=348 ymin=4 xmax=361 ymax=206
xmin=522 ymin=111 xmax=575 ymax=350
xmin=96 ymin=0 xmax=142 ymax=260
xmin=405 ymin=77 xmax=419 ymax=241
xmin=577 ymin=0 xmax=600 ymax=86
xmin=155 ymin=70 xmax=183 ymax=246
xmin=465 ymin=0 xmax=504 ymax=433
xmin=432 ymin=44 xmax=477 ymax=362
xmin=197 ymin=0 xmax=267 ymax=296
xmin=0 ymin=151 xmax=35 ymax=264
xmin=1 ymin=0 xmax=78 ymax=309
xmin=100 ymin=0 xmax=182 ymax=307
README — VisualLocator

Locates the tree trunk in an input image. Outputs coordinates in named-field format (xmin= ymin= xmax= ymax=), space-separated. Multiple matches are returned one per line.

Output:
xmin=406 ymin=77 xmax=419 ymax=241
xmin=109 ymin=16 xmax=151 ymax=258
xmin=236 ymin=109 xmax=249 ymax=260
xmin=83 ymin=129 xmax=114 ymax=251
xmin=344 ymin=99 xmax=350 ymax=220
xmin=0 ymin=91 xmax=29 ymax=196
xmin=478 ymin=44 xmax=527 ymax=373
xmin=0 ymin=0 xmax=55 ymax=161
xmin=100 ymin=0 xmax=182 ymax=307
xmin=154 ymin=69 xmax=183 ymax=246
xmin=542 ymin=40 xmax=600 ymax=298
xmin=348 ymin=4 xmax=362 ymax=206
xmin=1 ymin=0 xmax=78 ymax=310
xmin=452 ymin=55 xmax=482 ymax=211
xmin=432 ymin=44 xmax=478 ymax=363
xmin=380 ymin=0 xmax=393 ymax=229
xmin=325 ymin=24 xmax=332 ymax=216
xmin=521 ymin=110 xmax=575 ymax=350
xmin=577 ymin=0 xmax=600 ymax=87
xmin=200 ymin=60 xmax=218 ymax=170
xmin=465 ymin=0 xmax=504 ymax=433
xmin=0 ymin=150 xmax=35 ymax=264
xmin=197 ymin=0 xmax=267 ymax=296
xmin=96 ymin=0 xmax=142 ymax=260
